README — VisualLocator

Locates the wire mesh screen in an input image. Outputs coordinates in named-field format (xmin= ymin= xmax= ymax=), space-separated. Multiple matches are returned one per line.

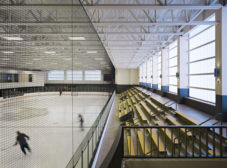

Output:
xmin=0 ymin=0 xmax=113 ymax=168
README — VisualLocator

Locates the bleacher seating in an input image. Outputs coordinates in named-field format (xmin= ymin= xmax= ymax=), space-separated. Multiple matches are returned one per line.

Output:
xmin=118 ymin=87 xmax=225 ymax=157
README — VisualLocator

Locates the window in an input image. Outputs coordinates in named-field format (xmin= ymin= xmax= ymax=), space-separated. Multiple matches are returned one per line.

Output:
xmin=139 ymin=65 xmax=143 ymax=83
xmin=189 ymin=15 xmax=215 ymax=103
xmin=158 ymin=53 xmax=161 ymax=90
xmin=168 ymin=40 xmax=178 ymax=93
xmin=142 ymin=62 xmax=146 ymax=83
xmin=48 ymin=71 xmax=64 ymax=80
xmin=66 ymin=70 xmax=83 ymax=81
xmin=84 ymin=70 xmax=101 ymax=81
xmin=146 ymin=58 xmax=152 ymax=86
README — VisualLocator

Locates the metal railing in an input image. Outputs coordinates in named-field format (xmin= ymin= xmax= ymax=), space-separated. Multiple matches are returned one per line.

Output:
xmin=123 ymin=125 xmax=227 ymax=158
xmin=66 ymin=90 xmax=115 ymax=168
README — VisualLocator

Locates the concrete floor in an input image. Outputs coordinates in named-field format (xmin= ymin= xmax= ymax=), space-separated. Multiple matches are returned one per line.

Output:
xmin=0 ymin=92 xmax=109 ymax=168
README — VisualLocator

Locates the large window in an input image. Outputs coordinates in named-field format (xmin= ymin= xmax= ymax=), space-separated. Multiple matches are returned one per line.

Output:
xmin=48 ymin=70 xmax=64 ymax=80
xmin=66 ymin=70 xmax=83 ymax=81
xmin=142 ymin=62 xmax=146 ymax=83
xmin=168 ymin=40 xmax=178 ymax=93
xmin=146 ymin=58 xmax=152 ymax=86
xmin=84 ymin=70 xmax=101 ymax=81
xmin=158 ymin=53 xmax=161 ymax=90
xmin=189 ymin=15 xmax=215 ymax=103
xmin=139 ymin=65 xmax=143 ymax=83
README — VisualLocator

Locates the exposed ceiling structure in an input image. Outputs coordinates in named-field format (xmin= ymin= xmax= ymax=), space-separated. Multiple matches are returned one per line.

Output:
xmin=0 ymin=0 xmax=113 ymax=72
xmin=81 ymin=0 xmax=221 ymax=69
xmin=0 ymin=0 xmax=222 ymax=71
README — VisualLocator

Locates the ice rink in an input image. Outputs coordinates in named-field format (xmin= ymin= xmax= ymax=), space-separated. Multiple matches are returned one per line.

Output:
xmin=0 ymin=92 xmax=109 ymax=168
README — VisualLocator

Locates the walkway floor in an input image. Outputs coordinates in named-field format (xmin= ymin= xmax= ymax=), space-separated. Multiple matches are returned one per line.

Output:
xmin=92 ymin=94 xmax=121 ymax=168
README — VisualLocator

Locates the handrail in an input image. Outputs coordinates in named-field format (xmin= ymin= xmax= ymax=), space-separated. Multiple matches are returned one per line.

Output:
xmin=122 ymin=125 xmax=227 ymax=158
xmin=122 ymin=125 xmax=227 ymax=128
xmin=66 ymin=90 xmax=116 ymax=168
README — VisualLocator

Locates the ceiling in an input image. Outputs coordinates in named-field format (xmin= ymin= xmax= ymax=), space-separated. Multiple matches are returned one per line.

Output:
xmin=0 ymin=0 xmax=113 ymax=72
xmin=0 ymin=0 xmax=222 ymax=72
xmin=81 ymin=0 xmax=221 ymax=69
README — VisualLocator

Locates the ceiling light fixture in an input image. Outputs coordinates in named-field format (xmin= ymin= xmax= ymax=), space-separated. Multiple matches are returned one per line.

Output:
xmin=2 ymin=51 xmax=14 ymax=54
xmin=95 ymin=58 xmax=104 ymax=60
xmin=2 ymin=58 xmax=10 ymax=60
xmin=87 ymin=51 xmax=97 ymax=54
xmin=68 ymin=37 xmax=85 ymax=40
xmin=3 ymin=37 xmax=23 ymax=41
xmin=45 ymin=51 xmax=56 ymax=54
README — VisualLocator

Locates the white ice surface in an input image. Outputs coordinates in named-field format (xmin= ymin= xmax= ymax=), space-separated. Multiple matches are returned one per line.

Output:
xmin=0 ymin=93 xmax=109 ymax=168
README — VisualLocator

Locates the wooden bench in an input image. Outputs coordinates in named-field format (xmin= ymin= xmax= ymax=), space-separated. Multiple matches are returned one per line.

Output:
xmin=145 ymin=98 xmax=163 ymax=114
xmin=147 ymin=128 xmax=166 ymax=154
xmin=124 ymin=109 xmax=128 ymax=115
xmin=175 ymin=110 xmax=200 ymax=125
xmin=140 ymin=102 xmax=156 ymax=118
xmin=134 ymin=95 xmax=141 ymax=102
xmin=156 ymin=121 xmax=179 ymax=145
xmin=127 ymin=98 xmax=132 ymax=106
xmin=127 ymin=135 xmax=135 ymax=156
xmin=134 ymin=104 xmax=147 ymax=122
xmin=137 ymin=130 xmax=150 ymax=155
xmin=123 ymin=100 xmax=126 ymax=109
xmin=131 ymin=97 xmax=136 ymax=104
xmin=166 ymin=116 xmax=192 ymax=137
xmin=118 ymin=102 xmax=122 ymax=111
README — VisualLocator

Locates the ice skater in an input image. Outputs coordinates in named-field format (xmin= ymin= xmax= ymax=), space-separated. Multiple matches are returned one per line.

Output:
xmin=14 ymin=131 xmax=31 ymax=155
xmin=59 ymin=89 xmax=62 ymax=96
xmin=78 ymin=114 xmax=84 ymax=131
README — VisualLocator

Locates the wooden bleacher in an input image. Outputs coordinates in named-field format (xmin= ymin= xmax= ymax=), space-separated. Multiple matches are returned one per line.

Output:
xmin=118 ymin=87 xmax=225 ymax=157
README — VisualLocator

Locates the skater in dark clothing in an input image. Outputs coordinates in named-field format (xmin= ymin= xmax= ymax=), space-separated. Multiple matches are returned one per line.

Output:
xmin=59 ymin=89 xmax=62 ymax=96
xmin=14 ymin=131 xmax=31 ymax=155
xmin=78 ymin=114 xmax=84 ymax=131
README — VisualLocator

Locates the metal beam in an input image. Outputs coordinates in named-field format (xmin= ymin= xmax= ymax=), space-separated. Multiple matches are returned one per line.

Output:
xmin=98 ymin=32 xmax=183 ymax=35
xmin=93 ymin=21 xmax=218 ymax=26
xmin=0 ymin=32 xmax=183 ymax=35
xmin=0 ymin=4 xmax=222 ymax=10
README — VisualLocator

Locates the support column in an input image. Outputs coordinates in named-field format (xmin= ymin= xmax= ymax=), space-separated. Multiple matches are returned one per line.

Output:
xmin=161 ymin=48 xmax=169 ymax=96
xmin=152 ymin=56 xmax=158 ymax=91
xmin=216 ymin=7 xmax=227 ymax=121
xmin=177 ymin=35 xmax=189 ymax=103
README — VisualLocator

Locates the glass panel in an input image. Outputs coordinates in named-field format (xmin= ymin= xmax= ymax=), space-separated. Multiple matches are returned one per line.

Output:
xmin=169 ymin=77 xmax=177 ymax=85
xmin=84 ymin=70 xmax=101 ymax=81
xmin=168 ymin=40 xmax=178 ymax=93
xmin=169 ymin=86 xmax=177 ymax=93
xmin=139 ymin=65 xmax=143 ymax=82
xmin=142 ymin=62 xmax=146 ymax=83
xmin=190 ymin=26 xmax=215 ymax=49
xmin=189 ymin=88 xmax=215 ymax=103
xmin=48 ymin=70 xmax=64 ymax=80
xmin=169 ymin=67 xmax=177 ymax=76
xmin=158 ymin=56 xmax=161 ymax=90
xmin=190 ymin=42 xmax=215 ymax=62
xmin=189 ymin=75 xmax=215 ymax=89
xmin=169 ymin=57 xmax=178 ymax=67
xmin=169 ymin=48 xmax=177 ymax=58
xmin=189 ymin=16 xmax=215 ymax=103
xmin=67 ymin=70 xmax=83 ymax=81
xmin=189 ymin=58 xmax=215 ymax=74
xmin=0 ymin=1 xmax=113 ymax=168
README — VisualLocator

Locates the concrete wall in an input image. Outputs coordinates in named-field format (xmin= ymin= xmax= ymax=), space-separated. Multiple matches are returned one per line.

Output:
xmin=0 ymin=69 xmax=45 ymax=89
xmin=115 ymin=69 xmax=139 ymax=85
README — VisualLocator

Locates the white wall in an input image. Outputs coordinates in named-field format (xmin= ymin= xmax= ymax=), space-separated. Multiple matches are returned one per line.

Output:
xmin=0 ymin=69 xmax=45 ymax=89
xmin=115 ymin=69 xmax=139 ymax=85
